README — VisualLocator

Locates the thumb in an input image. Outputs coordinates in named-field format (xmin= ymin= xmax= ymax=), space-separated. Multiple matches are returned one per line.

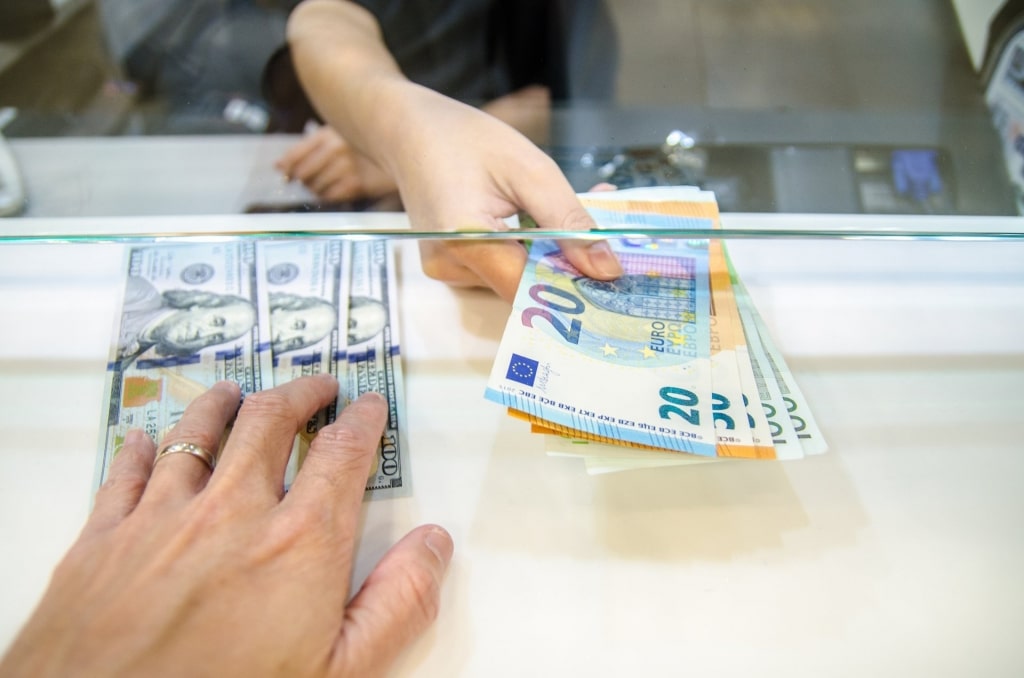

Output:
xmin=331 ymin=525 xmax=454 ymax=676
xmin=512 ymin=163 xmax=622 ymax=281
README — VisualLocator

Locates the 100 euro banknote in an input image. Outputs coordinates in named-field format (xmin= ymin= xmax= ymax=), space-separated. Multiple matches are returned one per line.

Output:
xmin=486 ymin=235 xmax=718 ymax=456
xmin=95 ymin=241 xmax=272 ymax=487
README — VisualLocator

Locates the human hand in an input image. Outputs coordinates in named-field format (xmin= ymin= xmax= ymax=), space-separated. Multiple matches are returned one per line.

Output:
xmin=276 ymin=124 xmax=397 ymax=202
xmin=417 ymin=180 xmax=621 ymax=304
xmin=0 ymin=375 xmax=453 ymax=678
xmin=481 ymin=84 xmax=552 ymax=146
xmin=370 ymin=85 xmax=621 ymax=302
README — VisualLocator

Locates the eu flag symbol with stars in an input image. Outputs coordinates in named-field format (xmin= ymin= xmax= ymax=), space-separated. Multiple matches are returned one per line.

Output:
xmin=506 ymin=353 xmax=539 ymax=386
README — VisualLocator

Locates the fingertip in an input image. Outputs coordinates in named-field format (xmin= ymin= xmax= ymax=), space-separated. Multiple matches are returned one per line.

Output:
xmin=275 ymin=156 xmax=295 ymax=179
xmin=212 ymin=380 xmax=242 ymax=396
xmin=117 ymin=428 xmax=156 ymax=469
xmin=342 ymin=391 xmax=389 ymax=430
xmin=312 ymin=372 xmax=342 ymax=405
xmin=422 ymin=525 xmax=454 ymax=570
xmin=124 ymin=427 xmax=154 ymax=452
xmin=355 ymin=390 xmax=386 ymax=404
xmin=330 ymin=525 xmax=453 ymax=675
xmin=561 ymin=204 xmax=598 ymax=232
xmin=457 ymin=240 xmax=528 ymax=303
xmin=313 ymin=372 xmax=339 ymax=388
xmin=88 ymin=428 xmax=155 ymax=531
xmin=560 ymin=238 xmax=623 ymax=279
xmin=583 ymin=240 xmax=623 ymax=278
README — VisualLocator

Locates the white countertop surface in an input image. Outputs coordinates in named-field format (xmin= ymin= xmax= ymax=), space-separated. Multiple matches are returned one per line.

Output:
xmin=1 ymin=213 xmax=1022 ymax=676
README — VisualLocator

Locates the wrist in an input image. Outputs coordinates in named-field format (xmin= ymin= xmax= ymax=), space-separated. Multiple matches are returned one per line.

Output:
xmin=359 ymin=80 xmax=449 ymax=179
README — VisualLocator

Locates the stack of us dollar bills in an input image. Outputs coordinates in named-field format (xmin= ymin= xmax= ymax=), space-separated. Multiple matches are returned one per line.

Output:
xmin=94 ymin=239 xmax=408 ymax=497
xmin=485 ymin=186 xmax=827 ymax=474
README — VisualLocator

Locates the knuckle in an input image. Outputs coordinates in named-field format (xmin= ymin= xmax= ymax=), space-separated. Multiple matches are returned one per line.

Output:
xmin=311 ymin=424 xmax=374 ymax=457
xmin=172 ymin=492 xmax=251 ymax=545
xmin=418 ymin=243 xmax=474 ymax=284
xmin=419 ymin=254 xmax=448 ymax=281
xmin=399 ymin=566 xmax=442 ymax=624
xmin=97 ymin=464 xmax=149 ymax=501
xmin=556 ymin=205 xmax=595 ymax=233
xmin=239 ymin=391 xmax=299 ymax=427
xmin=255 ymin=507 xmax=329 ymax=561
xmin=518 ymin=151 xmax=559 ymax=182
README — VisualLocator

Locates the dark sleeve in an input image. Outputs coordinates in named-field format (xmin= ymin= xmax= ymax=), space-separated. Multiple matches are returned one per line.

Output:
xmin=260 ymin=0 xmax=603 ymax=130
xmin=487 ymin=0 xmax=569 ymax=100
xmin=260 ymin=0 xmax=486 ymax=131
xmin=261 ymin=44 xmax=321 ymax=133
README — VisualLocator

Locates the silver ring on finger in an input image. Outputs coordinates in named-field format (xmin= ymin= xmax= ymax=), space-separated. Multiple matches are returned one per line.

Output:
xmin=154 ymin=442 xmax=217 ymax=472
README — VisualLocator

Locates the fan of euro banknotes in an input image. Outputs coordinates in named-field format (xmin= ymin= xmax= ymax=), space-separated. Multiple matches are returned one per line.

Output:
xmin=485 ymin=186 xmax=826 ymax=474
xmin=94 ymin=239 xmax=409 ymax=498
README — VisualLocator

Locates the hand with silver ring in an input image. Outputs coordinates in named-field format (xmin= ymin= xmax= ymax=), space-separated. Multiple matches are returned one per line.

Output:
xmin=0 ymin=375 xmax=454 ymax=677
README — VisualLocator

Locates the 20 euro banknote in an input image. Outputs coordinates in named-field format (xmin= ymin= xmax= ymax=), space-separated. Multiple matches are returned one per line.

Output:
xmin=486 ymin=235 xmax=718 ymax=456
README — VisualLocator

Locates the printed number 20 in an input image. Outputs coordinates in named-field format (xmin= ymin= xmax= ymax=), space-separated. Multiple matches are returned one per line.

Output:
xmin=659 ymin=386 xmax=699 ymax=425
xmin=660 ymin=387 xmax=736 ymax=430
xmin=521 ymin=284 xmax=583 ymax=344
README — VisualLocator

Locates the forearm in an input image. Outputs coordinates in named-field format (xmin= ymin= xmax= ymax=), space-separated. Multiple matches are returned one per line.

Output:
xmin=286 ymin=0 xmax=415 ymax=174
xmin=286 ymin=0 xmax=619 ymax=293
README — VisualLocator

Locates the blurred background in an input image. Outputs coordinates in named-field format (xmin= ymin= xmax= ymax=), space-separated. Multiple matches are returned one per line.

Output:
xmin=2 ymin=0 xmax=1023 ymax=215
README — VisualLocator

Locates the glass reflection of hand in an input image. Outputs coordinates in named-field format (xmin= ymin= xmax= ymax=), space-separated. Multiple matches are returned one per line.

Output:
xmin=276 ymin=124 xmax=397 ymax=203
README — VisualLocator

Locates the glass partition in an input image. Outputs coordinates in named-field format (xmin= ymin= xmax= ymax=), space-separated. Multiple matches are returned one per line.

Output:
xmin=2 ymin=0 xmax=1023 ymax=219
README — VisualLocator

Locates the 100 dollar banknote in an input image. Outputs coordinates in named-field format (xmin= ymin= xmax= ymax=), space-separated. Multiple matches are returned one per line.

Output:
xmin=96 ymin=239 xmax=411 ymax=500
xmin=347 ymin=241 xmax=409 ymax=496
xmin=486 ymin=235 xmax=718 ymax=456
xmin=259 ymin=240 xmax=351 ymax=487
xmin=95 ymin=241 xmax=272 ymax=487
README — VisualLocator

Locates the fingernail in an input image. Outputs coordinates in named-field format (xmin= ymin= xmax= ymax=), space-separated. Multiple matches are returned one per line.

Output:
xmin=585 ymin=240 xmax=623 ymax=278
xmin=213 ymin=380 xmax=241 ymax=394
xmin=212 ymin=381 xmax=243 ymax=409
xmin=424 ymin=527 xmax=454 ymax=568
xmin=314 ymin=373 xmax=339 ymax=386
